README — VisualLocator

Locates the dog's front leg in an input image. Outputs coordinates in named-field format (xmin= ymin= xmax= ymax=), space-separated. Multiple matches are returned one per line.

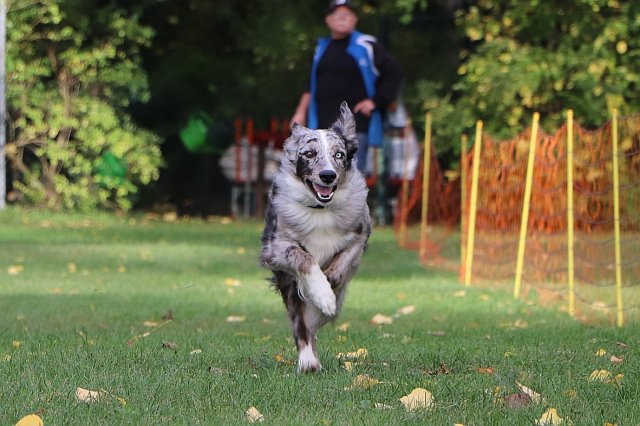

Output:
xmin=262 ymin=241 xmax=336 ymax=317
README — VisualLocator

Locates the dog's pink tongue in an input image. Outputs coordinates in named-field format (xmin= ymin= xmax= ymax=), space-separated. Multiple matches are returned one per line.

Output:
xmin=314 ymin=184 xmax=333 ymax=197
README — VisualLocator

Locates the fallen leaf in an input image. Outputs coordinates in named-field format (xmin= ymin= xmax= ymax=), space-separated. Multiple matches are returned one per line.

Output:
xmin=162 ymin=341 xmax=178 ymax=350
xmin=336 ymin=348 xmax=368 ymax=361
xmin=190 ymin=349 xmax=202 ymax=355
xmin=616 ymin=341 xmax=629 ymax=349
xmin=75 ymin=387 xmax=102 ymax=403
xmin=345 ymin=374 xmax=381 ymax=391
xmin=117 ymin=265 xmax=126 ymax=273
xmin=225 ymin=278 xmax=241 ymax=287
xmin=343 ymin=361 xmax=354 ymax=372
xmin=7 ymin=265 xmax=24 ymax=275
xmin=515 ymin=381 xmax=543 ymax=404
xmin=127 ymin=319 xmax=173 ymax=346
xmin=68 ymin=262 xmax=77 ymax=273
xmin=396 ymin=305 xmax=416 ymax=316
xmin=245 ymin=406 xmax=264 ymax=422
xmin=370 ymin=314 xmax=393 ymax=325
xmin=15 ymin=414 xmax=44 ymax=426
xmin=535 ymin=408 xmax=563 ymax=425
xmin=610 ymin=354 xmax=624 ymax=365
xmin=477 ymin=367 xmax=495 ymax=375
xmin=422 ymin=362 xmax=451 ymax=376
xmin=607 ymin=374 xmax=624 ymax=384
xmin=504 ymin=392 xmax=531 ymax=408
xmin=226 ymin=315 xmax=246 ymax=323
xmin=453 ymin=290 xmax=466 ymax=297
xmin=335 ymin=322 xmax=350 ymax=332
xmin=374 ymin=402 xmax=393 ymax=410
xmin=400 ymin=388 xmax=434 ymax=411
xmin=12 ymin=340 xmax=21 ymax=349
xmin=595 ymin=348 xmax=607 ymax=357
xmin=144 ymin=321 xmax=159 ymax=327
xmin=588 ymin=369 xmax=612 ymax=382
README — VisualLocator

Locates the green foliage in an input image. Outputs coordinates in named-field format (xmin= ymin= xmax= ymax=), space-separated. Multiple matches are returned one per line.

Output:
xmin=417 ymin=0 xmax=640 ymax=160
xmin=6 ymin=0 xmax=162 ymax=211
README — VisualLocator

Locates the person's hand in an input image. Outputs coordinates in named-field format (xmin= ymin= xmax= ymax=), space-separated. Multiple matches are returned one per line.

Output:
xmin=290 ymin=111 xmax=306 ymax=129
xmin=354 ymin=99 xmax=376 ymax=117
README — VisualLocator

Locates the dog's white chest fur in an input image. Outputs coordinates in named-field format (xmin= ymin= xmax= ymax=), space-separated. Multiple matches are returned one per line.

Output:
xmin=300 ymin=219 xmax=351 ymax=267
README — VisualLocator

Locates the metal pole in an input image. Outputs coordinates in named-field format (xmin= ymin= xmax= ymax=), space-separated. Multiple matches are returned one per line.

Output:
xmin=0 ymin=0 xmax=6 ymax=209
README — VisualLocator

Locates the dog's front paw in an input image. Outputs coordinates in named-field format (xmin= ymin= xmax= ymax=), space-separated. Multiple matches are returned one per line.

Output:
xmin=300 ymin=265 xmax=336 ymax=317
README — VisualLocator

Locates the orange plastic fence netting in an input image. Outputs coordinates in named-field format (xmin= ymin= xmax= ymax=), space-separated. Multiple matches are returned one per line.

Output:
xmin=392 ymin=139 xmax=461 ymax=269
xmin=460 ymin=113 xmax=640 ymax=325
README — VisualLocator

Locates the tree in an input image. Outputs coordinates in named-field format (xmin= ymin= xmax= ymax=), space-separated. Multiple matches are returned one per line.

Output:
xmin=417 ymin=0 xmax=640 ymax=160
xmin=5 ymin=0 xmax=162 ymax=211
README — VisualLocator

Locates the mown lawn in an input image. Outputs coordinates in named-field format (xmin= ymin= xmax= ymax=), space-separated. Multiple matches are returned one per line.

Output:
xmin=1 ymin=207 xmax=638 ymax=425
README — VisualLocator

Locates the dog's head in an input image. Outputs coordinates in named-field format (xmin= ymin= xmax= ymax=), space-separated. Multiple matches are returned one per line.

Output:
xmin=283 ymin=101 xmax=359 ymax=205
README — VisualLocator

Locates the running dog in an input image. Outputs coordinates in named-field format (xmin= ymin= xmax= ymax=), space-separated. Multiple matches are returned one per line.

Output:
xmin=260 ymin=102 xmax=371 ymax=373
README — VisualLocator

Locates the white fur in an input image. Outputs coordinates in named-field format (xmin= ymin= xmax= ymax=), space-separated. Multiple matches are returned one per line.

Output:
xmin=298 ymin=264 xmax=336 ymax=316
xmin=297 ymin=344 xmax=320 ymax=373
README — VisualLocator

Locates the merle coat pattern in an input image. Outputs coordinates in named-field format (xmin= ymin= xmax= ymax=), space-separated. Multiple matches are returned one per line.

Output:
xmin=261 ymin=102 xmax=371 ymax=372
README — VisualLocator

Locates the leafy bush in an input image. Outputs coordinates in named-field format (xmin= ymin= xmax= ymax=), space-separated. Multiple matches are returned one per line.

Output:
xmin=5 ymin=0 xmax=162 ymax=211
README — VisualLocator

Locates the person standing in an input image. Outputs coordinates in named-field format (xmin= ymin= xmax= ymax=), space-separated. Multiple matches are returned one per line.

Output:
xmin=291 ymin=0 xmax=403 ymax=174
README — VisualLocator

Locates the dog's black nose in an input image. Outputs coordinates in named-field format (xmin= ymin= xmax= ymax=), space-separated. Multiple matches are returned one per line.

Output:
xmin=319 ymin=170 xmax=337 ymax=184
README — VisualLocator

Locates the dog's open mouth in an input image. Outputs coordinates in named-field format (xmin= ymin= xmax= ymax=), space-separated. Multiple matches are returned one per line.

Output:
xmin=306 ymin=180 xmax=336 ymax=203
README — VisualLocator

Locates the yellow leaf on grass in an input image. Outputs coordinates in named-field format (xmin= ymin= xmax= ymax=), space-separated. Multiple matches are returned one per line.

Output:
xmin=400 ymin=388 xmax=434 ymax=411
xmin=607 ymin=374 xmax=624 ymax=384
xmin=535 ymin=408 xmax=563 ymax=425
xmin=345 ymin=374 xmax=381 ymax=391
xmin=12 ymin=340 xmax=21 ymax=349
xmin=225 ymin=278 xmax=241 ymax=287
xmin=343 ymin=361 xmax=353 ymax=372
xmin=588 ymin=369 xmax=612 ymax=382
xmin=15 ymin=414 xmax=44 ymax=426
xmin=335 ymin=322 xmax=350 ymax=332
xmin=68 ymin=262 xmax=77 ymax=273
xmin=225 ymin=315 xmax=246 ymax=323
xmin=515 ymin=381 xmax=543 ymax=404
xmin=245 ymin=406 xmax=264 ymax=422
xmin=75 ymin=387 xmax=102 ymax=403
xmin=336 ymin=348 xmax=368 ymax=360
xmin=370 ymin=314 xmax=393 ymax=325
xmin=453 ymin=290 xmax=466 ymax=297
xmin=7 ymin=265 xmax=24 ymax=275
xmin=595 ymin=348 xmax=607 ymax=356
xmin=144 ymin=321 xmax=159 ymax=327
xmin=397 ymin=305 xmax=416 ymax=316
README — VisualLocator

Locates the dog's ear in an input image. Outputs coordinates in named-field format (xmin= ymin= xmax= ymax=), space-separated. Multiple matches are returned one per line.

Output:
xmin=283 ymin=122 xmax=309 ymax=163
xmin=331 ymin=101 xmax=358 ymax=159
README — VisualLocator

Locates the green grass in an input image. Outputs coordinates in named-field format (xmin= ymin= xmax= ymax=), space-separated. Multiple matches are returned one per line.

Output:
xmin=1 ymin=207 xmax=638 ymax=425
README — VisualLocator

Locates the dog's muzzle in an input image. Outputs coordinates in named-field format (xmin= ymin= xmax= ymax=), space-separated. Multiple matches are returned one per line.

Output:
xmin=306 ymin=170 xmax=337 ymax=203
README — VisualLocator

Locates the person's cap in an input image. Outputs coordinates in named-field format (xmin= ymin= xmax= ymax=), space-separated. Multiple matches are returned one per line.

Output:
xmin=327 ymin=0 xmax=356 ymax=15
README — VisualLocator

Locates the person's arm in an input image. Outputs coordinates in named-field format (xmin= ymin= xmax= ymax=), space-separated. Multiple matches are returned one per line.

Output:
xmin=291 ymin=92 xmax=311 ymax=128
xmin=371 ymin=42 xmax=403 ymax=110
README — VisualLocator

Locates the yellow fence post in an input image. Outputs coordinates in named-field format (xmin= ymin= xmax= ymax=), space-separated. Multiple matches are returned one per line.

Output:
xmin=566 ymin=110 xmax=576 ymax=317
xmin=514 ymin=112 xmax=540 ymax=299
xmin=460 ymin=134 xmax=468 ymax=282
xmin=611 ymin=109 xmax=624 ymax=327
xmin=419 ymin=111 xmax=432 ymax=260
xmin=464 ymin=121 xmax=483 ymax=286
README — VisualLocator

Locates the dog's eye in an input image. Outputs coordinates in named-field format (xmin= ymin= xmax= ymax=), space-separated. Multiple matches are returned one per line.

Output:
xmin=303 ymin=151 xmax=316 ymax=159
xmin=335 ymin=152 xmax=345 ymax=159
